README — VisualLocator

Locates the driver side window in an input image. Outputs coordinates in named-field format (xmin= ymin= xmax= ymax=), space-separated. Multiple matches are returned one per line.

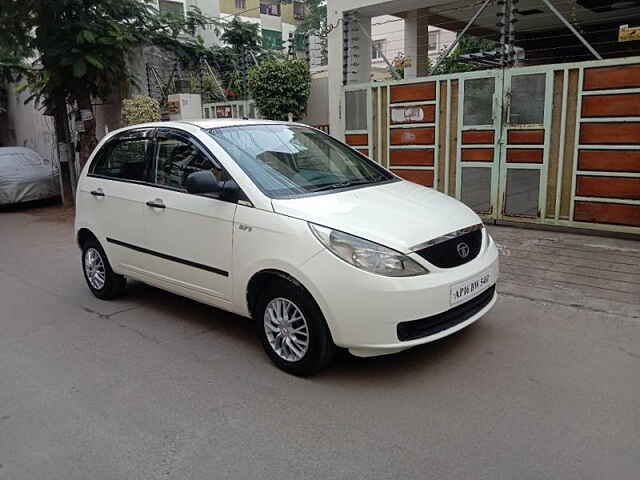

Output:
xmin=154 ymin=132 xmax=223 ymax=190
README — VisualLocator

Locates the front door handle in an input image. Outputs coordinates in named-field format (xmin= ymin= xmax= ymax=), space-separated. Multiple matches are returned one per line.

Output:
xmin=90 ymin=189 xmax=105 ymax=197
xmin=146 ymin=199 xmax=165 ymax=209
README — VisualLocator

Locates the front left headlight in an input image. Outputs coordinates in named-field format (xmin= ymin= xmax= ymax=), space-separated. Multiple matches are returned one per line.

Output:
xmin=309 ymin=223 xmax=428 ymax=277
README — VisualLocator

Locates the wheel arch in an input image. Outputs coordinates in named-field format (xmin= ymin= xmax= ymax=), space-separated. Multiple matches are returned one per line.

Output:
xmin=77 ymin=227 xmax=99 ymax=249
xmin=245 ymin=268 xmax=340 ymax=342
xmin=246 ymin=269 xmax=306 ymax=319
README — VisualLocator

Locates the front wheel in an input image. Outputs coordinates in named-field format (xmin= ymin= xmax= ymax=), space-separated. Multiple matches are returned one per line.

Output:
xmin=256 ymin=279 xmax=336 ymax=376
xmin=81 ymin=239 xmax=126 ymax=300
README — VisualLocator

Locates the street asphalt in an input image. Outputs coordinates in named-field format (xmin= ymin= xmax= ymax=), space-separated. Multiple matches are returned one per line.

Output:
xmin=1 ymin=202 xmax=639 ymax=479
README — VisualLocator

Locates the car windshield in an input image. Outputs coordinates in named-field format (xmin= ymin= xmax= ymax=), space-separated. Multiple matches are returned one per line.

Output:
xmin=205 ymin=124 xmax=395 ymax=198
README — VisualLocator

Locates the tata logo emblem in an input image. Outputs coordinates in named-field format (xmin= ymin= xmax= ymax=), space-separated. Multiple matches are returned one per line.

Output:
xmin=457 ymin=242 xmax=470 ymax=259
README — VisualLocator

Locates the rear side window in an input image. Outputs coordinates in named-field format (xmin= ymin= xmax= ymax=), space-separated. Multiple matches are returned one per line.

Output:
xmin=91 ymin=137 xmax=152 ymax=182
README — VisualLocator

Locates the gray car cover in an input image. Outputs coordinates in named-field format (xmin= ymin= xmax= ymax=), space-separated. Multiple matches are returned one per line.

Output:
xmin=0 ymin=147 xmax=60 ymax=205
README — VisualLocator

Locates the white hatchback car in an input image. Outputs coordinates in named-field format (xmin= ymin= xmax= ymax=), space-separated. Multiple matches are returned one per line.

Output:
xmin=75 ymin=120 xmax=499 ymax=375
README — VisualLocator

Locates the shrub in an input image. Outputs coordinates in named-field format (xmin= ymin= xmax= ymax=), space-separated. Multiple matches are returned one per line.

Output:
xmin=122 ymin=95 xmax=161 ymax=125
xmin=248 ymin=58 xmax=310 ymax=121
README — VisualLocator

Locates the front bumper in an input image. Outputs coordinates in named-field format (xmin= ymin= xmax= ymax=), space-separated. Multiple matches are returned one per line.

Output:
xmin=299 ymin=234 xmax=500 ymax=357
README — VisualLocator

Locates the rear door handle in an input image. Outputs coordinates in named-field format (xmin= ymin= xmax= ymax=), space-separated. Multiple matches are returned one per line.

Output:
xmin=90 ymin=189 xmax=105 ymax=197
xmin=146 ymin=199 xmax=165 ymax=209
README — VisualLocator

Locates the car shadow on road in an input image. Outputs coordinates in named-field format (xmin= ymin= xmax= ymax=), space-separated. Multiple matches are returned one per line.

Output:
xmin=324 ymin=323 xmax=484 ymax=382
xmin=122 ymin=280 xmax=261 ymax=350
xmin=0 ymin=196 xmax=62 ymax=213
xmin=120 ymin=279 xmax=488 ymax=383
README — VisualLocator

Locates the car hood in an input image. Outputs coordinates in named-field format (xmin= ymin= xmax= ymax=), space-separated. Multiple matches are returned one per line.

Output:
xmin=271 ymin=180 xmax=481 ymax=252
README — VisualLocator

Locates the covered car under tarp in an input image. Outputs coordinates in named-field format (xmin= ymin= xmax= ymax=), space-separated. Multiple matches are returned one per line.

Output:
xmin=0 ymin=147 xmax=60 ymax=205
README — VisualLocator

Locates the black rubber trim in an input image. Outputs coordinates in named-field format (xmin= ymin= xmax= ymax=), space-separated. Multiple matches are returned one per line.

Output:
xmin=397 ymin=285 xmax=495 ymax=341
xmin=106 ymin=238 xmax=229 ymax=277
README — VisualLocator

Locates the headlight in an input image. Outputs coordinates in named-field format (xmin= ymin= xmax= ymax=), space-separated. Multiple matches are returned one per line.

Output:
xmin=309 ymin=223 xmax=428 ymax=277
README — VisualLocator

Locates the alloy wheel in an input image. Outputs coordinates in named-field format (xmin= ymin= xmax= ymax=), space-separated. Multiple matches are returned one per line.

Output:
xmin=84 ymin=247 xmax=106 ymax=290
xmin=264 ymin=297 xmax=310 ymax=362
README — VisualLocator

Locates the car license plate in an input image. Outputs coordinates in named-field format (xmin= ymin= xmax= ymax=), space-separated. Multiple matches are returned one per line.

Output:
xmin=450 ymin=270 xmax=493 ymax=306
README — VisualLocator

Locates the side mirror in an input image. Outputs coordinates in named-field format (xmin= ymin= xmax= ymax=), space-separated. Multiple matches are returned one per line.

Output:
xmin=184 ymin=170 xmax=221 ymax=195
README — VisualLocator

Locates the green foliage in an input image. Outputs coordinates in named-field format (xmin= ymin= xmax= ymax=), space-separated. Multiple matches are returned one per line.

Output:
xmin=430 ymin=36 xmax=497 ymax=75
xmin=286 ymin=0 xmax=326 ymax=36
xmin=0 ymin=0 xmax=216 ymax=111
xmin=220 ymin=17 xmax=261 ymax=52
xmin=392 ymin=53 xmax=410 ymax=79
xmin=202 ymin=18 xmax=290 ymax=100
xmin=122 ymin=95 xmax=161 ymax=125
xmin=248 ymin=58 xmax=310 ymax=121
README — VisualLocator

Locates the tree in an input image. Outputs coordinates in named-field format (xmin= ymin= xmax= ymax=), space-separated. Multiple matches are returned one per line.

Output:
xmin=220 ymin=17 xmax=262 ymax=52
xmin=248 ymin=58 xmax=310 ymax=121
xmin=430 ymin=36 xmax=497 ymax=75
xmin=0 ymin=0 xmax=214 ymax=166
xmin=203 ymin=17 xmax=265 ymax=100
xmin=290 ymin=0 xmax=327 ymax=36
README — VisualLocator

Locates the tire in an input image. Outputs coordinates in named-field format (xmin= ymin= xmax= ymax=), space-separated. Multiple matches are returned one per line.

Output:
xmin=256 ymin=278 xmax=336 ymax=376
xmin=81 ymin=238 xmax=126 ymax=300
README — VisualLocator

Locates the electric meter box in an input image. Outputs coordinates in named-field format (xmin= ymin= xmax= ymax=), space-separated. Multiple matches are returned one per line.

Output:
xmin=167 ymin=94 xmax=202 ymax=121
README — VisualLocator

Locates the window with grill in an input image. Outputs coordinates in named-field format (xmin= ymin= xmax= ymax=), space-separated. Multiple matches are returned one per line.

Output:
xmin=428 ymin=31 xmax=440 ymax=52
xmin=262 ymin=29 xmax=283 ymax=49
xmin=235 ymin=0 xmax=246 ymax=9
xmin=372 ymin=39 xmax=386 ymax=59
xmin=158 ymin=0 xmax=184 ymax=17
xmin=260 ymin=2 xmax=281 ymax=16
xmin=293 ymin=2 xmax=305 ymax=20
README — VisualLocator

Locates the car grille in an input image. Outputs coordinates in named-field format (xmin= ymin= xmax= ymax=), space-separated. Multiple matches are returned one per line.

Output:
xmin=415 ymin=229 xmax=482 ymax=268
xmin=397 ymin=285 xmax=495 ymax=341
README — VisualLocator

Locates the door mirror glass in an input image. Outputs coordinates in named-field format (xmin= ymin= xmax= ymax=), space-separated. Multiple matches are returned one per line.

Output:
xmin=184 ymin=170 xmax=221 ymax=195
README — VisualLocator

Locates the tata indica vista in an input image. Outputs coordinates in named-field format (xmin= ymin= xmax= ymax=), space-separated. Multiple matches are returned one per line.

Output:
xmin=75 ymin=120 xmax=499 ymax=375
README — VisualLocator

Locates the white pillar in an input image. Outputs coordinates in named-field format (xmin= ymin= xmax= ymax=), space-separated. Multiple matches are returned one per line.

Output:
xmin=350 ymin=14 xmax=372 ymax=84
xmin=327 ymin=5 xmax=345 ymax=140
xmin=404 ymin=9 xmax=429 ymax=79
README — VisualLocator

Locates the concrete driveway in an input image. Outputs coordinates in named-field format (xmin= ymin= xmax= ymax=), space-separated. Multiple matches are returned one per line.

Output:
xmin=1 ymin=204 xmax=639 ymax=479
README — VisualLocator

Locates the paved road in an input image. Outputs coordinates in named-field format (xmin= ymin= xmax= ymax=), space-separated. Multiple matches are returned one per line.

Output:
xmin=1 ymin=204 xmax=639 ymax=479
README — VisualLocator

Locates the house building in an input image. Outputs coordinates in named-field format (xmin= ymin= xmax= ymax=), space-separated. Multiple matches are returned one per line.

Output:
xmin=369 ymin=15 xmax=456 ymax=77
xmin=217 ymin=0 xmax=307 ymax=52
xmin=155 ymin=0 xmax=220 ymax=46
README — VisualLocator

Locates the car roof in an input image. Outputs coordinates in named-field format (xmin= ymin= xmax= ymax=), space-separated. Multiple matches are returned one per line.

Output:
xmin=181 ymin=118 xmax=288 ymax=129
xmin=109 ymin=118 xmax=311 ymax=134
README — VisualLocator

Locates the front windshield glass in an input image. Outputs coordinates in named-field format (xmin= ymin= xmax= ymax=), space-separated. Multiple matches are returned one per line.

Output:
xmin=205 ymin=125 xmax=395 ymax=198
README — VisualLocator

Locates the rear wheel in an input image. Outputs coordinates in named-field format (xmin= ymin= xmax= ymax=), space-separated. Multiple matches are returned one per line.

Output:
xmin=81 ymin=239 xmax=126 ymax=300
xmin=256 ymin=279 xmax=336 ymax=376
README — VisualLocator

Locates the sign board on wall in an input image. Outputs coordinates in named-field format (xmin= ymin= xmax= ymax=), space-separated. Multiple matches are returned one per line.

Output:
xmin=216 ymin=105 xmax=233 ymax=118
xmin=619 ymin=25 xmax=640 ymax=42
xmin=167 ymin=99 xmax=180 ymax=114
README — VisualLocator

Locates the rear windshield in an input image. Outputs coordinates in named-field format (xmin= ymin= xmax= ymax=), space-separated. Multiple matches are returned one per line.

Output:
xmin=205 ymin=124 xmax=395 ymax=198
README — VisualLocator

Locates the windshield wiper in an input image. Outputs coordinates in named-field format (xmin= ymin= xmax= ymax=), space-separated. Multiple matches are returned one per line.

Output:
xmin=308 ymin=178 xmax=373 ymax=192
